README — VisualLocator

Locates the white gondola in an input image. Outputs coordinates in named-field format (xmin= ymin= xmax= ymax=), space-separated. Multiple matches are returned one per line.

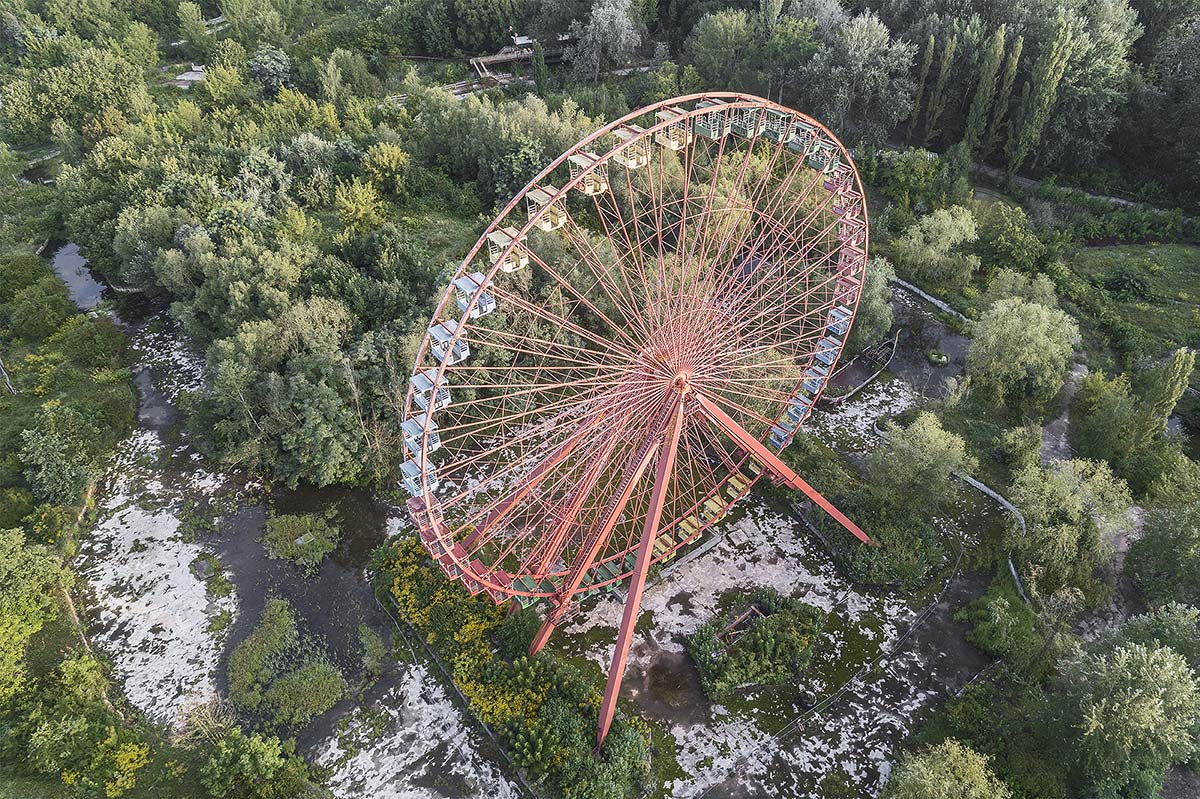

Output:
xmin=785 ymin=393 xmax=813 ymax=423
xmin=694 ymin=98 xmax=729 ymax=139
xmin=402 ymin=416 xmax=441 ymax=458
xmin=487 ymin=227 xmax=529 ymax=273
xmin=769 ymin=424 xmax=791 ymax=451
xmin=803 ymin=364 xmax=829 ymax=395
xmin=654 ymin=106 xmax=692 ymax=150
xmin=815 ymin=337 xmax=841 ymax=366
xmin=411 ymin=367 xmax=451 ymax=412
xmin=827 ymin=305 xmax=852 ymax=336
xmin=612 ymin=125 xmax=650 ymax=169
xmin=808 ymin=139 xmax=842 ymax=173
xmin=731 ymin=105 xmax=765 ymax=138
xmin=788 ymin=120 xmax=818 ymax=154
xmin=527 ymin=185 xmax=566 ymax=231
xmin=568 ymin=152 xmax=608 ymax=195
xmin=453 ymin=272 xmax=497 ymax=319
xmin=763 ymin=109 xmax=794 ymax=144
xmin=428 ymin=320 xmax=470 ymax=365
xmin=401 ymin=459 xmax=439 ymax=495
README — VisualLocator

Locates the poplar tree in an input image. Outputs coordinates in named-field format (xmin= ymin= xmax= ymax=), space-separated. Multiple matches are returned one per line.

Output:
xmin=922 ymin=31 xmax=957 ymax=145
xmin=905 ymin=33 xmax=935 ymax=145
xmin=963 ymin=26 xmax=1005 ymax=154
xmin=983 ymin=34 xmax=1022 ymax=159
xmin=1006 ymin=18 xmax=1073 ymax=178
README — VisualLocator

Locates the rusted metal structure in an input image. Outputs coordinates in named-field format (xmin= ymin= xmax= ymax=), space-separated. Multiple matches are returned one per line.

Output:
xmin=401 ymin=94 xmax=873 ymax=748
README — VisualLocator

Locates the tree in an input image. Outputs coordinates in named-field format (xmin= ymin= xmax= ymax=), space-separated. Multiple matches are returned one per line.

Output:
xmin=0 ymin=528 xmax=71 ymax=702
xmin=1009 ymin=459 xmax=1132 ymax=599
xmin=982 ymin=34 xmax=1022 ymax=160
xmin=1119 ymin=603 xmax=1200 ymax=669
xmin=980 ymin=268 xmax=1057 ymax=309
xmin=847 ymin=257 xmax=894 ymax=352
xmin=334 ymin=178 xmax=384 ymax=234
xmin=1062 ymin=643 xmax=1200 ymax=795
xmin=891 ymin=206 xmax=980 ymax=289
xmin=453 ymin=0 xmax=526 ymax=52
xmin=1132 ymin=0 xmax=1200 ymax=61
xmin=686 ymin=9 xmax=755 ymax=88
xmin=178 ymin=1 xmax=213 ymax=57
xmin=976 ymin=203 xmax=1044 ymax=275
xmin=1134 ymin=349 xmax=1195 ymax=447
xmin=883 ymin=739 xmax=1011 ymax=799
xmin=362 ymin=142 xmax=410 ymax=196
xmin=7 ymin=275 xmax=76 ymax=340
xmin=800 ymin=12 xmax=916 ymax=147
xmin=922 ymin=31 xmax=957 ymax=145
xmin=249 ymin=45 xmax=292 ymax=96
xmin=200 ymin=728 xmax=306 ymax=798
xmin=869 ymin=412 xmax=977 ymax=511
xmin=967 ymin=297 xmax=1078 ymax=412
xmin=568 ymin=0 xmax=641 ymax=80
xmin=905 ymin=33 xmax=935 ymax=145
xmin=1006 ymin=16 xmax=1073 ymax=177
xmin=19 ymin=403 xmax=101 ymax=505
xmin=963 ymin=26 xmax=1006 ymax=154
xmin=1127 ymin=499 xmax=1200 ymax=607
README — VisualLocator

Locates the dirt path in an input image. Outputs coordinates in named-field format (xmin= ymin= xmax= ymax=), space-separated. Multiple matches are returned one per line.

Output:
xmin=1040 ymin=363 xmax=1088 ymax=465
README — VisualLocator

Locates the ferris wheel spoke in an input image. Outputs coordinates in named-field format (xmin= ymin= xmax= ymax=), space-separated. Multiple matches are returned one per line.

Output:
xmin=558 ymin=211 xmax=655 ymax=342
xmin=487 ymin=282 xmax=641 ymax=359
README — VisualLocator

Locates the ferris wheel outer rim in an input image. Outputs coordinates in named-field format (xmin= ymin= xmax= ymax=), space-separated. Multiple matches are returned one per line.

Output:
xmin=406 ymin=92 xmax=870 ymax=599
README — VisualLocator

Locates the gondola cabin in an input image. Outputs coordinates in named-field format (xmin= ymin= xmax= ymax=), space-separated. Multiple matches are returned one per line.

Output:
xmin=428 ymin=319 xmax=470 ymax=365
xmin=763 ymin=109 xmax=795 ymax=144
xmin=487 ymin=227 xmax=529 ymax=273
xmin=411 ymin=367 xmax=451 ymax=413
xmin=731 ymin=105 xmax=766 ymax=138
xmin=693 ymin=98 xmax=729 ymax=139
xmin=453 ymin=272 xmax=497 ymax=319
xmin=612 ymin=125 xmax=650 ymax=169
xmin=654 ymin=106 xmax=692 ymax=150
xmin=527 ymin=185 xmax=567 ymax=231
xmin=568 ymin=152 xmax=608 ymax=195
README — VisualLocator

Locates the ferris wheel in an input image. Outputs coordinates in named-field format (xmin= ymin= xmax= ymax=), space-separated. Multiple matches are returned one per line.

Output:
xmin=401 ymin=93 xmax=874 ymax=747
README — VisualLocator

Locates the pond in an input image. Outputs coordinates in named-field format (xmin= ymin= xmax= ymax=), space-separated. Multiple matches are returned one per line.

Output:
xmin=47 ymin=241 xmax=108 ymax=310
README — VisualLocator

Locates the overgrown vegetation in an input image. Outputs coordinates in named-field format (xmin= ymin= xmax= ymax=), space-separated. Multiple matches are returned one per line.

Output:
xmin=385 ymin=537 xmax=652 ymax=797
xmin=686 ymin=587 xmax=826 ymax=701
xmin=260 ymin=509 xmax=341 ymax=575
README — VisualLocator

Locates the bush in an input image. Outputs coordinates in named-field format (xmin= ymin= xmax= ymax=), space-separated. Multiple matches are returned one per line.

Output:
xmin=260 ymin=510 xmax=340 ymax=576
xmin=687 ymin=588 xmax=826 ymax=700
xmin=228 ymin=599 xmax=299 ymax=712
xmin=262 ymin=659 xmax=346 ymax=728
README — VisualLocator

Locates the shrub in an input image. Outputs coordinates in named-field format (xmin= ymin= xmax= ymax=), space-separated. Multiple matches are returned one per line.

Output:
xmin=262 ymin=659 xmax=346 ymax=728
xmin=260 ymin=510 xmax=340 ymax=576
xmin=687 ymin=588 xmax=826 ymax=700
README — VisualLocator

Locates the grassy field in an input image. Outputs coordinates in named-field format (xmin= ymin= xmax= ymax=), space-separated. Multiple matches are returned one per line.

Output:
xmin=1068 ymin=243 xmax=1200 ymax=346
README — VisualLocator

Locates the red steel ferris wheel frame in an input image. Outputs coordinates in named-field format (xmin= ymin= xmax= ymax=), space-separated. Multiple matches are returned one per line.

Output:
xmin=401 ymin=93 xmax=873 ymax=747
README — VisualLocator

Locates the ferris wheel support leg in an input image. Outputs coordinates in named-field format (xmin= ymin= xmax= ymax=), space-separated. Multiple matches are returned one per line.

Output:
xmin=529 ymin=435 xmax=663 ymax=656
xmin=693 ymin=393 xmax=874 ymax=546
xmin=596 ymin=398 xmax=685 ymax=751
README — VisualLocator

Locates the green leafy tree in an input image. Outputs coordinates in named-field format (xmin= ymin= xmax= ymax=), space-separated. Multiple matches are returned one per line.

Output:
xmin=906 ymin=34 xmax=935 ymax=145
xmin=1062 ymin=643 xmax=1200 ymax=795
xmin=963 ymin=26 xmax=1006 ymax=154
xmin=801 ymin=12 xmax=916 ymax=146
xmin=686 ymin=9 xmax=755 ymax=88
xmin=200 ymin=728 xmax=307 ymax=798
xmin=0 ymin=528 xmax=71 ymax=702
xmin=178 ymin=1 xmax=212 ymax=57
xmin=249 ymin=45 xmax=292 ymax=96
xmin=19 ymin=403 xmax=102 ymax=505
xmin=982 ymin=34 xmax=1022 ymax=160
xmin=967 ymin=297 xmax=1078 ymax=412
xmin=1134 ymin=349 xmax=1195 ymax=446
xmin=362 ymin=142 xmax=410 ymax=196
xmin=1127 ymin=497 xmax=1200 ymax=607
xmin=981 ymin=268 xmax=1057 ymax=309
xmin=7 ymin=275 xmax=76 ymax=340
xmin=870 ymin=412 xmax=977 ymax=511
xmin=891 ymin=206 xmax=980 ymax=289
xmin=922 ymin=31 xmax=957 ymax=145
xmin=453 ymin=0 xmax=526 ymax=52
xmin=976 ymin=203 xmax=1044 ymax=275
xmin=1118 ymin=603 xmax=1200 ymax=669
xmin=1009 ymin=459 xmax=1131 ymax=599
xmin=883 ymin=739 xmax=1012 ymax=799
xmin=1006 ymin=16 xmax=1073 ymax=177
xmin=847 ymin=257 xmax=895 ymax=351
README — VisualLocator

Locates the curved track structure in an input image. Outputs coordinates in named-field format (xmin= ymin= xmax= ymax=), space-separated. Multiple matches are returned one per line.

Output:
xmin=401 ymin=93 xmax=873 ymax=745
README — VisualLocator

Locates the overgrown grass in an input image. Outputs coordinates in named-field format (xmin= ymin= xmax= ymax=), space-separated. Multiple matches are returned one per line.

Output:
xmin=260 ymin=509 xmax=341 ymax=576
